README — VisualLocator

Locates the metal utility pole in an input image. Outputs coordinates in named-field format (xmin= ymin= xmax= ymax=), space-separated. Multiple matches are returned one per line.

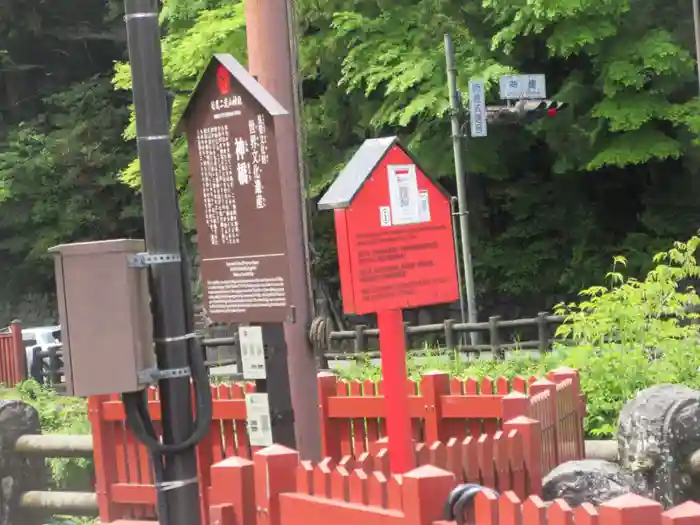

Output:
xmin=693 ymin=0 xmax=700 ymax=93
xmin=444 ymin=33 xmax=479 ymax=346
xmin=123 ymin=1 xmax=200 ymax=524
xmin=244 ymin=0 xmax=322 ymax=459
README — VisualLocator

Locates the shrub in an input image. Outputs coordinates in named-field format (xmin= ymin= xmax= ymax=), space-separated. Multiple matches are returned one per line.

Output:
xmin=0 ymin=380 xmax=93 ymax=490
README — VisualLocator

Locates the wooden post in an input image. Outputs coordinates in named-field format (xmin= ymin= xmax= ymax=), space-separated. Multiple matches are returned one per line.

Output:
xmin=377 ymin=309 xmax=414 ymax=474
xmin=503 ymin=417 xmax=542 ymax=496
xmin=10 ymin=320 xmax=25 ymax=386
xmin=254 ymin=445 xmax=299 ymax=525
xmin=599 ymin=493 xmax=662 ymax=525
xmin=401 ymin=465 xmax=454 ymax=525
xmin=529 ymin=379 xmax=558 ymax=470
xmin=420 ymin=372 xmax=450 ymax=443
xmin=317 ymin=372 xmax=342 ymax=461
xmin=88 ymin=395 xmax=120 ymax=522
xmin=209 ymin=456 xmax=256 ymax=525
xmin=536 ymin=312 xmax=549 ymax=354
xmin=501 ymin=391 xmax=530 ymax=421
xmin=489 ymin=316 xmax=502 ymax=359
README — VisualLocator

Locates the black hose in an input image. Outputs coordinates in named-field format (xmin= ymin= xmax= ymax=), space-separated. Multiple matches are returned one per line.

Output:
xmin=121 ymin=227 xmax=214 ymax=523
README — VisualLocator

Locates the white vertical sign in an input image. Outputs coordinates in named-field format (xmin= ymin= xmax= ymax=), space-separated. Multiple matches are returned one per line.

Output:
xmin=245 ymin=393 xmax=273 ymax=446
xmin=387 ymin=164 xmax=421 ymax=225
xmin=239 ymin=325 xmax=266 ymax=379
xmin=468 ymin=80 xmax=487 ymax=138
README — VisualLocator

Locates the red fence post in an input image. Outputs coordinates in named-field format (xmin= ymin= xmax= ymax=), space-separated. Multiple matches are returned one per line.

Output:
xmin=420 ymin=371 xmax=450 ymax=443
xmin=210 ymin=456 xmax=256 ymax=525
xmin=551 ymin=367 xmax=586 ymax=460
xmin=501 ymin=391 xmax=530 ymax=421
xmin=401 ymin=465 xmax=455 ymax=525
xmin=599 ymin=493 xmax=662 ymax=525
xmin=254 ymin=445 xmax=299 ymax=525
xmin=10 ymin=320 xmax=25 ymax=386
xmin=318 ymin=372 xmax=342 ymax=461
xmin=88 ymin=395 xmax=121 ymax=522
xmin=503 ymin=417 xmax=542 ymax=496
xmin=662 ymin=501 xmax=700 ymax=525
xmin=529 ymin=379 xmax=558 ymax=470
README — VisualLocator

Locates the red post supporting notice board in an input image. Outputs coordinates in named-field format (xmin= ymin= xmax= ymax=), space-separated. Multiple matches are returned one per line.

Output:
xmin=318 ymin=137 xmax=459 ymax=473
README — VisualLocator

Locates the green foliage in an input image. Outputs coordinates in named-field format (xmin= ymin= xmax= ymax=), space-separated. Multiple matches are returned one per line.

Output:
xmin=112 ymin=0 xmax=246 ymax=231
xmin=0 ymin=381 xmax=92 ymax=490
xmin=0 ymin=77 xmax=142 ymax=297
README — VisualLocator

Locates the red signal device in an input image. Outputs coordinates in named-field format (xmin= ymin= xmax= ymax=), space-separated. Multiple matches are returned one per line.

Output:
xmin=318 ymin=137 xmax=459 ymax=475
xmin=547 ymin=107 xmax=557 ymax=117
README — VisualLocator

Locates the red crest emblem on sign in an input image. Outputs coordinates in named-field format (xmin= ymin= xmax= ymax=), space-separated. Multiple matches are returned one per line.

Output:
xmin=217 ymin=65 xmax=231 ymax=95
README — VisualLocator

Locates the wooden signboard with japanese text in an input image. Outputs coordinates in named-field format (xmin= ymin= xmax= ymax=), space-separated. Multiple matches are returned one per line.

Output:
xmin=333 ymin=144 xmax=459 ymax=315
xmin=182 ymin=55 xmax=292 ymax=323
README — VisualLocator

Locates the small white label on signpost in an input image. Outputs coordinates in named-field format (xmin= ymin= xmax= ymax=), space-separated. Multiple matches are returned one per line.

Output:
xmin=245 ymin=393 xmax=273 ymax=446
xmin=468 ymin=80 xmax=487 ymax=138
xmin=239 ymin=325 xmax=266 ymax=380
xmin=379 ymin=206 xmax=392 ymax=227
xmin=499 ymin=74 xmax=546 ymax=100
xmin=387 ymin=164 xmax=421 ymax=225
xmin=418 ymin=191 xmax=431 ymax=223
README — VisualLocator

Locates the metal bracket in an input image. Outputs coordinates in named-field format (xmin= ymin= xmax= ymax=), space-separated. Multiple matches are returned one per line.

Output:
xmin=127 ymin=252 xmax=181 ymax=268
xmin=139 ymin=366 xmax=191 ymax=383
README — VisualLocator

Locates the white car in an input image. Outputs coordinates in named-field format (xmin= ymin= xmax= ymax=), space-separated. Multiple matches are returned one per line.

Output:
xmin=22 ymin=326 xmax=61 ymax=382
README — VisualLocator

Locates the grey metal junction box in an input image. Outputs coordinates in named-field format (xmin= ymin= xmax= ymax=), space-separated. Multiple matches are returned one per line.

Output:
xmin=50 ymin=239 xmax=155 ymax=396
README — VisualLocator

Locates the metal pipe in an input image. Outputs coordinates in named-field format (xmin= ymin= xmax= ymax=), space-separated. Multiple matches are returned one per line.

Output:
xmin=123 ymin=0 xmax=201 ymax=523
xmin=19 ymin=491 xmax=98 ymax=516
xmin=15 ymin=435 xmax=93 ymax=457
xmin=450 ymin=197 xmax=467 ymax=334
xmin=444 ymin=33 xmax=479 ymax=347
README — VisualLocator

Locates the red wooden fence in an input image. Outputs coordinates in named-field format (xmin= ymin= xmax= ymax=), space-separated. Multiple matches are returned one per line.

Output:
xmin=89 ymin=367 xmax=585 ymax=523
xmin=203 ymin=444 xmax=700 ymax=525
xmin=0 ymin=321 xmax=24 ymax=387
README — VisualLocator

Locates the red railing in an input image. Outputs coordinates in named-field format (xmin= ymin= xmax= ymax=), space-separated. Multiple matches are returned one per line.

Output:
xmin=89 ymin=368 xmax=585 ymax=523
xmin=205 ymin=445 xmax=700 ymax=525
xmin=0 ymin=321 xmax=24 ymax=387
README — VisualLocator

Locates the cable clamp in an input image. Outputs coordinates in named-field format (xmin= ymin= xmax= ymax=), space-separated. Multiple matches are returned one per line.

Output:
xmin=139 ymin=367 xmax=191 ymax=383
xmin=154 ymin=332 xmax=198 ymax=344
xmin=155 ymin=476 xmax=198 ymax=492
xmin=127 ymin=252 xmax=181 ymax=268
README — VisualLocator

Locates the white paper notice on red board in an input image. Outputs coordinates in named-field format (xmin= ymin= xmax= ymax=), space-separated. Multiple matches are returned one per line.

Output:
xmin=387 ymin=164 xmax=421 ymax=225
xmin=418 ymin=190 xmax=431 ymax=223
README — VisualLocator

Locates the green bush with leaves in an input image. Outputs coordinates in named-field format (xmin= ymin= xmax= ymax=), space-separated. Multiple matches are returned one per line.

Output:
xmin=337 ymin=235 xmax=700 ymax=438
xmin=0 ymin=380 xmax=92 ymax=490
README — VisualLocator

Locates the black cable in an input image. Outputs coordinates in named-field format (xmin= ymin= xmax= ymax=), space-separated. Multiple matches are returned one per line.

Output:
xmin=121 ymin=223 xmax=214 ymax=523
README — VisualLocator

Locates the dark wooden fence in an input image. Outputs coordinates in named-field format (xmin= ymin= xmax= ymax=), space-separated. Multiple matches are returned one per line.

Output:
xmin=326 ymin=313 xmax=565 ymax=358
xmin=25 ymin=314 xmax=566 ymax=388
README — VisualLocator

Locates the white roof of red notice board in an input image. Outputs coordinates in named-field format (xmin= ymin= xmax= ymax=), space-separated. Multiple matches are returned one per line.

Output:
xmin=318 ymin=136 xmax=449 ymax=210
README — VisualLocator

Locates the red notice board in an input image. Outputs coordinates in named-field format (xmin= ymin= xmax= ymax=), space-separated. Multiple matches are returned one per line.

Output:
xmin=330 ymin=141 xmax=459 ymax=315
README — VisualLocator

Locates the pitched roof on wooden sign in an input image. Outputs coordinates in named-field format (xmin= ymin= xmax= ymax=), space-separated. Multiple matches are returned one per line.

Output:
xmin=318 ymin=136 xmax=451 ymax=210
xmin=317 ymin=136 xmax=398 ymax=210
xmin=175 ymin=53 xmax=288 ymax=133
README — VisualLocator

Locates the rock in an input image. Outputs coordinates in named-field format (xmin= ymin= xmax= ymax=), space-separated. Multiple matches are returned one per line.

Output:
xmin=618 ymin=384 xmax=700 ymax=507
xmin=542 ymin=459 xmax=645 ymax=506
xmin=0 ymin=400 xmax=48 ymax=525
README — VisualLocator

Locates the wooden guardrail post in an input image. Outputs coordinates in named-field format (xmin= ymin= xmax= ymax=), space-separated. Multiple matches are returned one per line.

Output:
xmin=10 ymin=320 xmax=26 ymax=385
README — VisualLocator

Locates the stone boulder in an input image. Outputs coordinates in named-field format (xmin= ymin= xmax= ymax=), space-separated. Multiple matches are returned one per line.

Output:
xmin=542 ymin=459 xmax=646 ymax=506
xmin=0 ymin=399 xmax=48 ymax=525
xmin=618 ymin=384 xmax=700 ymax=507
